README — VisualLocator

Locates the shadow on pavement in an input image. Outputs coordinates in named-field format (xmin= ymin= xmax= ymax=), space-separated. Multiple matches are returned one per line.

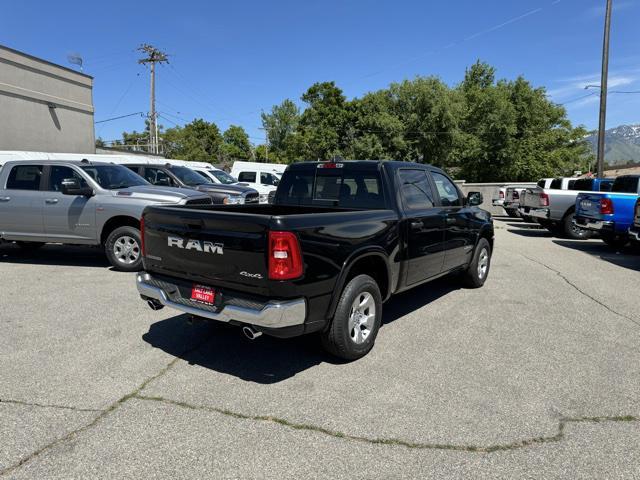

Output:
xmin=142 ymin=277 xmax=460 ymax=384
xmin=553 ymin=239 xmax=640 ymax=272
xmin=507 ymin=228 xmax=553 ymax=238
xmin=0 ymin=242 xmax=110 ymax=268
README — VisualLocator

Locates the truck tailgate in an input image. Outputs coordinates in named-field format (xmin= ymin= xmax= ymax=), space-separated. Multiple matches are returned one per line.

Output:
xmin=142 ymin=206 xmax=271 ymax=292
xmin=576 ymin=193 xmax=604 ymax=219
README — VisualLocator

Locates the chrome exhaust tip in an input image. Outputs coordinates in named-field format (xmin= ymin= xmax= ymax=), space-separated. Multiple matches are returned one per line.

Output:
xmin=242 ymin=326 xmax=262 ymax=340
xmin=146 ymin=299 xmax=164 ymax=311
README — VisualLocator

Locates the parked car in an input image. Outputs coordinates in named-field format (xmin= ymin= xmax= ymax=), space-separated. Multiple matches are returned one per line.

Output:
xmin=518 ymin=177 xmax=607 ymax=239
xmin=124 ymin=163 xmax=260 ymax=205
xmin=519 ymin=178 xmax=553 ymax=222
xmin=190 ymin=164 xmax=274 ymax=204
xmin=492 ymin=187 xmax=506 ymax=209
xmin=230 ymin=161 xmax=284 ymax=202
xmin=503 ymin=186 xmax=528 ymax=218
xmin=136 ymin=160 xmax=494 ymax=360
xmin=574 ymin=175 xmax=640 ymax=248
xmin=628 ymin=198 xmax=640 ymax=244
xmin=0 ymin=160 xmax=212 ymax=271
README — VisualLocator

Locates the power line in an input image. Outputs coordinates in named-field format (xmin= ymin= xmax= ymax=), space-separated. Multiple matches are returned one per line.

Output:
xmin=95 ymin=112 xmax=144 ymax=124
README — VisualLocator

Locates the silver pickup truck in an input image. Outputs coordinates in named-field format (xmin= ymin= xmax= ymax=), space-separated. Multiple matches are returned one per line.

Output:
xmin=518 ymin=177 xmax=613 ymax=239
xmin=0 ymin=160 xmax=211 ymax=271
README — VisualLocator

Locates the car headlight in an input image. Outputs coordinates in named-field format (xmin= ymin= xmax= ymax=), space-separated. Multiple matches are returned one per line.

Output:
xmin=259 ymin=194 xmax=269 ymax=204
xmin=223 ymin=194 xmax=245 ymax=205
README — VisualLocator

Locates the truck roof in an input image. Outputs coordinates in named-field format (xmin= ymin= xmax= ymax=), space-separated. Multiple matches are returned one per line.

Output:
xmin=287 ymin=160 xmax=439 ymax=171
xmin=0 ymin=159 xmax=117 ymax=167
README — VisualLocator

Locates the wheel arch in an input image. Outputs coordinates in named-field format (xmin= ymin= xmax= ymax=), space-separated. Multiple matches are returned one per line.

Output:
xmin=100 ymin=215 xmax=140 ymax=245
xmin=326 ymin=248 xmax=392 ymax=320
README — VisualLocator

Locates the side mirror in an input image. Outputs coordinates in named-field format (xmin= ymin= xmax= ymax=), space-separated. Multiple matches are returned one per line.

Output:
xmin=467 ymin=191 xmax=483 ymax=206
xmin=61 ymin=178 xmax=94 ymax=197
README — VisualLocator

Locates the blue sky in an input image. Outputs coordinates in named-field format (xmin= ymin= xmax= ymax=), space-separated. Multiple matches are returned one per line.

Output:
xmin=2 ymin=0 xmax=639 ymax=145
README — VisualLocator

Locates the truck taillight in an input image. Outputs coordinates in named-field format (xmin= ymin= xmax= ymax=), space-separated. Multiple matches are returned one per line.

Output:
xmin=539 ymin=192 xmax=549 ymax=207
xmin=600 ymin=198 xmax=614 ymax=215
xmin=512 ymin=190 xmax=519 ymax=200
xmin=268 ymin=231 xmax=303 ymax=280
xmin=499 ymin=190 xmax=504 ymax=199
xmin=140 ymin=216 xmax=145 ymax=256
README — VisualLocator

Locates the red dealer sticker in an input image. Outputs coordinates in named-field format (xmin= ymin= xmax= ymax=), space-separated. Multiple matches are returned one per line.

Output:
xmin=190 ymin=284 xmax=215 ymax=305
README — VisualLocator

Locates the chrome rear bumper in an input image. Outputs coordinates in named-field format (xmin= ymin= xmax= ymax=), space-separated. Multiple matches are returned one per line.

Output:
xmin=136 ymin=272 xmax=306 ymax=328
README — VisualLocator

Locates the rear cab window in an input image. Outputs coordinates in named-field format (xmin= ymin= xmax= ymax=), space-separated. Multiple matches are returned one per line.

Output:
xmin=6 ymin=164 xmax=43 ymax=190
xmin=611 ymin=176 xmax=640 ymax=194
xmin=550 ymin=178 xmax=562 ymax=189
xmin=275 ymin=163 xmax=386 ymax=209
xmin=238 ymin=172 xmax=256 ymax=183
xmin=571 ymin=178 xmax=594 ymax=191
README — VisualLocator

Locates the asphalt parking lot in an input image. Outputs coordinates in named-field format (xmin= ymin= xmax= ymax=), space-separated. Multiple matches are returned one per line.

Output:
xmin=1 ymin=217 xmax=639 ymax=479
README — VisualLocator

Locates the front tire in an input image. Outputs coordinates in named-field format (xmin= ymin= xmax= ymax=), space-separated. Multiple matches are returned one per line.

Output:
xmin=104 ymin=226 xmax=143 ymax=272
xmin=461 ymin=238 xmax=491 ymax=288
xmin=321 ymin=274 xmax=382 ymax=361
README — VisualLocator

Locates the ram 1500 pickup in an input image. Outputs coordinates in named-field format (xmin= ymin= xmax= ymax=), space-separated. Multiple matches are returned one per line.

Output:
xmin=137 ymin=160 xmax=494 ymax=360
xmin=518 ymin=177 xmax=613 ymax=239
xmin=574 ymin=175 xmax=640 ymax=248
xmin=629 ymin=198 xmax=640 ymax=244
xmin=0 ymin=160 xmax=212 ymax=271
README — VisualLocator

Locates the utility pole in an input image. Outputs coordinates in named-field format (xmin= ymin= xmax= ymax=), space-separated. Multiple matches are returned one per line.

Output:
xmin=596 ymin=0 xmax=613 ymax=178
xmin=138 ymin=44 xmax=168 ymax=155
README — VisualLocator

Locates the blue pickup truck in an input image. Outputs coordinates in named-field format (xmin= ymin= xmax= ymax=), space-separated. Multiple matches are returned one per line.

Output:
xmin=629 ymin=198 xmax=640 ymax=244
xmin=574 ymin=175 xmax=640 ymax=248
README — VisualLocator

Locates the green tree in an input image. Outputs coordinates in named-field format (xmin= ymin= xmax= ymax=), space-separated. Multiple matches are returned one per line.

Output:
xmin=221 ymin=125 xmax=252 ymax=160
xmin=162 ymin=118 xmax=222 ymax=161
xmin=261 ymin=99 xmax=301 ymax=161
xmin=297 ymin=82 xmax=351 ymax=160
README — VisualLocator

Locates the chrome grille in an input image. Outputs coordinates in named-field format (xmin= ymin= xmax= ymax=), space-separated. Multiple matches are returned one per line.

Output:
xmin=186 ymin=197 xmax=213 ymax=206
xmin=244 ymin=192 xmax=260 ymax=204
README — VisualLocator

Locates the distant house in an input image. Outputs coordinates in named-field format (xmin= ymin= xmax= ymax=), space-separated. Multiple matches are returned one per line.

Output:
xmin=0 ymin=44 xmax=94 ymax=153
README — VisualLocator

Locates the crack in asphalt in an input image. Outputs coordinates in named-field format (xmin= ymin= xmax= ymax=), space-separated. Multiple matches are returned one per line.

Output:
xmin=0 ymin=331 xmax=217 ymax=477
xmin=135 ymin=394 xmax=638 ymax=453
xmin=0 ymin=398 xmax=105 ymax=413
xmin=518 ymin=253 xmax=640 ymax=328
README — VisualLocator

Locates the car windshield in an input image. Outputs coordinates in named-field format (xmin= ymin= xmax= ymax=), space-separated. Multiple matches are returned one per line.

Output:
xmin=170 ymin=166 xmax=212 ymax=186
xmin=81 ymin=165 xmax=148 ymax=190
xmin=210 ymin=169 xmax=237 ymax=185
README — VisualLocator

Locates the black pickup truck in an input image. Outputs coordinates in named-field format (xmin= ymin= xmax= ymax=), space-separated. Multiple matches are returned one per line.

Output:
xmin=137 ymin=161 xmax=494 ymax=360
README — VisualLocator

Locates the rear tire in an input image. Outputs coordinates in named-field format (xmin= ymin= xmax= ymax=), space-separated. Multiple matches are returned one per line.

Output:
xmin=506 ymin=209 xmax=519 ymax=218
xmin=104 ymin=226 xmax=143 ymax=272
xmin=320 ymin=274 xmax=382 ymax=361
xmin=522 ymin=215 xmax=535 ymax=223
xmin=461 ymin=238 xmax=491 ymax=288
xmin=563 ymin=213 xmax=592 ymax=240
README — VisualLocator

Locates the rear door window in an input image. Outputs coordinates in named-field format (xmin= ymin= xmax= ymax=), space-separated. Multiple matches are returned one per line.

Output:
xmin=6 ymin=165 xmax=43 ymax=190
xmin=398 ymin=169 xmax=434 ymax=210
xmin=144 ymin=167 xmax=173 ymax=186
xmin=238 ymin=171 xmax=256 ymax=183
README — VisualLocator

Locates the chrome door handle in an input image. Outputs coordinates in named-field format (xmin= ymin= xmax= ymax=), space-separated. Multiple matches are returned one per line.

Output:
xmin=410 ymin=221 xmax=424 ymax=230
xmin=446 ymin=217 xmax=456 ymax=225
xmin=45 ymin=198 xmax=59 ymax=204
xmin=0 ymin=196 xmax=10 ymax=202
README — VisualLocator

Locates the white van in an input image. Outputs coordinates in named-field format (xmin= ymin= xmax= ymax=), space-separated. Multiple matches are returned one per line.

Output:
xmin=230 ymin=161 xmax=285 ymax=196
